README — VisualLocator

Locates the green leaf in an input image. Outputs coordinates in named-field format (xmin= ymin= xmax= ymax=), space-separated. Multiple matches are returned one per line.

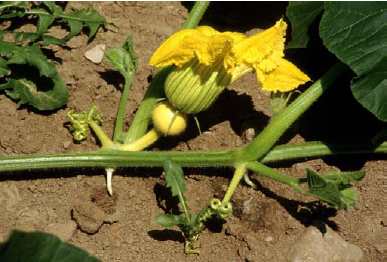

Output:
xmin=163 ymin=160 xmax=190 ymax=220
xmin=31 ymin=7 xmax=56 ymax=36
xmin=155 ymin=214 xmax=184 ymax=228
xmin=0 ymin=230 xmax=99 ymax=262
xmin=105 ymin=36 xmax=138 ymax=77
xmin=0 ymin=1 xmax=28 ymax=19
xmin=351 ymin=58 xmax=387 ymax=121
xmin=319 ymin=2 xmax=387 ymax=76
xmin=64 ymin=8 xmax=106 ymax=41
xmin=286 ymin=1 xmax=324 ymax=48
xmin=0 ymin=57 xmax=10 ymax=77
xmin=305 ymin=169 xmax=364 ymax=209
xmin=163 ymin=160 xmax=187 ymax=200
xmin=0 ymin=42 xmax=68 ymax=110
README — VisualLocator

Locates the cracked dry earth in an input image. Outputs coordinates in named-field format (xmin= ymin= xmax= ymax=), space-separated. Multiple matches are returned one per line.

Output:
xmin=0 ymin=2 xmax=386 ymax=262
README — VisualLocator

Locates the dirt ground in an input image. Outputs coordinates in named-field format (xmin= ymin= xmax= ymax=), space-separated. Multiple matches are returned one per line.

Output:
xmin=0 ymin=2 xmax=386 ymax=262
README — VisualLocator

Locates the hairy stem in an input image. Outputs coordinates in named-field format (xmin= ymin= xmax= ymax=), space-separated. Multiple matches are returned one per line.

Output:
xmin=238 ymin=63 xmax=347 ymax=162
xmin=222 ymin=164 xmax=246 ymax=204
xmin=89 ymin=121 xmax=113 ymax=148
xmin=181 ymin=2 xmax=210 ymax=29
xmin=0 ymin=141 xmax=385 ymax=173
xmin=113 ymin=73 xmax=134 ymax=142
xmin=120 ymin=129 xmax=160 ymax=151
xmin=245 ymin=161 xmax=302 ymax=191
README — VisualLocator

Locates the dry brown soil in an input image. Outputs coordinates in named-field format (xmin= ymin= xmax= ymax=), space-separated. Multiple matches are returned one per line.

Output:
xmin=0 ymin=2 xmax=386 ymax=262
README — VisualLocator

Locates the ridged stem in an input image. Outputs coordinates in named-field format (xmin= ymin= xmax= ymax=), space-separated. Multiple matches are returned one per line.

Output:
xmin=0 ymin=141 xmax=385 ymax=173
xmin=238 ymin=63 xmax=347 ymax=161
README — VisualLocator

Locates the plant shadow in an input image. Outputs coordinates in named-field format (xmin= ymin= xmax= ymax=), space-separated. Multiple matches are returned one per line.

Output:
xmin=247 ymin=177 xmax=339 ymax=231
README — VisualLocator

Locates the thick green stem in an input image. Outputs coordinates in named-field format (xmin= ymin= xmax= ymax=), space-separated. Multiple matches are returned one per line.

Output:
xmin=238 ymin=63 xmax=347 ymax=161
xmin=0 ymin=141 xmax=385 ymax=173
xmin=123 ymin=1 xmax=209 ymax=143
xmin=222 ymin=164 xmax=246 ymax=204
xmin=245 ymin=161 xmax=302 ymax=191
xmin=113 ymin=73 xmax=134 ymax=142
xmin=89 ymin=121 xmax=114 ymax=148
xmin=123 ymin=67 xmax=171 ymax=143
xmin=261 ymin=141 xmax=387 ymax=163
xmin=181 ymin=2 xmax=210 ymax=29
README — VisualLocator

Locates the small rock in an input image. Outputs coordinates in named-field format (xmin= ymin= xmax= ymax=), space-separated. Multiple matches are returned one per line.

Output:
xmin=71 ymin=201 xmax=106 ymax=234
xmin=264 ymin=236 xmax=274 ymax=242
xmin=288 ymin=226 xmax=364 ymax=262
xmin=63 ymin=141 xmax=71 ymax=149
xmin=45 ymin=221 xmax=77 ymax=241
xmin=84 ymin=44 xmax=106 ymax=64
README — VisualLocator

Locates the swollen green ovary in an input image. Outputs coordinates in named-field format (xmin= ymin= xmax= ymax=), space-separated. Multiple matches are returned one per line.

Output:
xmin=165 ymin=60 xmax=231 ymax=114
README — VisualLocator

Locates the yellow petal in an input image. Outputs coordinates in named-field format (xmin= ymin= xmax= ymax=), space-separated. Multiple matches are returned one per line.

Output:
xmin=255 ymin=58 xmax=311 ymax=92
xmin=149 ymin=28 xmax=205 ymax=68
xmin=231 ymin=19 xmax=287 ymax=67
xmin=195 ymin=30 xmax=245 ymax=66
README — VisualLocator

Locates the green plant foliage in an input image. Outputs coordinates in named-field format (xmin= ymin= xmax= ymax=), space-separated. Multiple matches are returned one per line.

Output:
xmin=67 ymin=105 xmax=102 ymax=141
xmin=0 ymin=2 xmax=106 ymax=111
xmin=286 ymin=2 xmax=387 ymax=121
xmin=163 ymin=160 xmax=189 ymax=216
xmin=351 ymin=58 xmax=387 ymax=121
xmin=305 ymin=169 xmax=365 ymax=210
xmin=105 ymin=37 xmax=138 ymax=76
xmin=0 ymin=2 xmax=106 ymax=45
xmin=286 ymin=2 xmax=324 ymax=48
xmin=0 ymin=42 xmax=68 ymax=110
xmin=0 ymin=230 xmax=99 ymax=262
xmin=320 ymin=2 xmax=387 ymax=76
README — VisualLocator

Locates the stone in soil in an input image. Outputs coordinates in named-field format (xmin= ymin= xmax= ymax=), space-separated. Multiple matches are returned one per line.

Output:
xmin=288 ymin=226 xmax=364 ymax=262
xmin=71 ymin=200 xmax=107 ymax=234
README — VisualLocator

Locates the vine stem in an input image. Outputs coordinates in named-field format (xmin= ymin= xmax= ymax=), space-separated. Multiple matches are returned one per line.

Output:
xmin=113 ymin=72 xmax=134 ymax=142
xmin=245 ymin=161 xmax=302 ymax=191
xmin=237 ymin=63 xmax=347 ymax=162
xmin=0 ymin=141 xmax=385 ymax=172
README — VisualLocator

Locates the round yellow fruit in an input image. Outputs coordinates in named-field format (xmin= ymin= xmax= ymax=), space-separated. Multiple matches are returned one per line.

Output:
xmin=152 ymin=101 xmax=188 ymax=136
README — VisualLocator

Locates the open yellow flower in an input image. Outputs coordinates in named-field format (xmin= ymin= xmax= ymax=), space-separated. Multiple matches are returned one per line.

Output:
xmin=149 ymin=19 xmax=310 ymax=114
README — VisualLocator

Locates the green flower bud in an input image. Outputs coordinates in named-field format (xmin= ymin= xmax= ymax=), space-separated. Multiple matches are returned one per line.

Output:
xmin=165 ymin=59 xmax=231 ymax=114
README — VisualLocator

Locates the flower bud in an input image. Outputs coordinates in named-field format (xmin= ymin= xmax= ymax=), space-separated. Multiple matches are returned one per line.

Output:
xmin=165 ymin=59 xmax=231 ymax=114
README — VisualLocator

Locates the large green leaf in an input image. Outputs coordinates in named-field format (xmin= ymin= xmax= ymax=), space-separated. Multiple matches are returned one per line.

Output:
xmin=286 ymin=2 xmax=324 ymax=48
xmin=0 ymin=230 xmax=99 ymax=262
xmin=319 ymin=2 xmax=387 ymax=76
xmin=351 ymin=58 xmax=387 ymax=121
xmin=0 ymin=42 xmax=68 ymax=110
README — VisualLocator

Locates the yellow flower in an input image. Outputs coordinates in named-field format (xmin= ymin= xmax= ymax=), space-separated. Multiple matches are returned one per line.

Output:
xmin=149 ymin=19 xmax=310 ymax=114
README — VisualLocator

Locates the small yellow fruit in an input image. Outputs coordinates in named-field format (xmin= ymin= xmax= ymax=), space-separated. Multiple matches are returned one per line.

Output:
xmin=152 ymin=101 xmax=188 ymax=136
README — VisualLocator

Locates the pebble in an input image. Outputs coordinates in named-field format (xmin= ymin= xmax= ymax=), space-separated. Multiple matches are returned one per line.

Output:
xmin=288 ymin=226 xmax=364 ymax=262
xmin=84 ymin=44 xmax=106 ymax=64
